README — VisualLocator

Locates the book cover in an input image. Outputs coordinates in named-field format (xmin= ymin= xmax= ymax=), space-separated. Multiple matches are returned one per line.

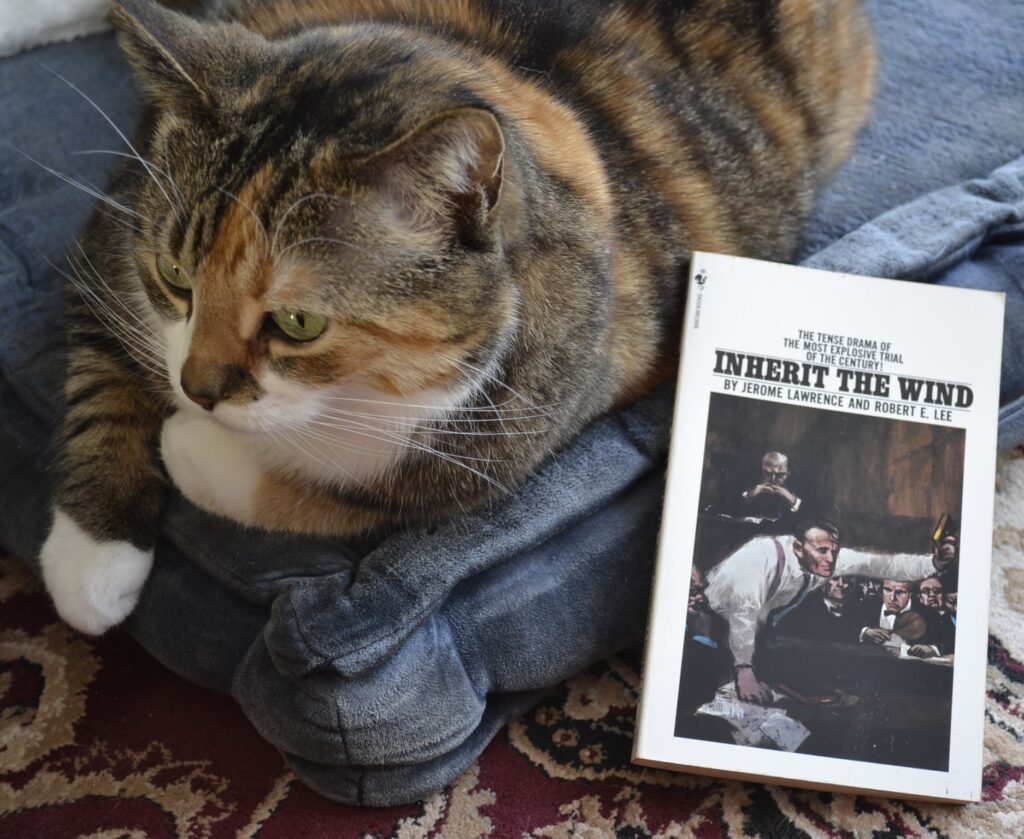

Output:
xmin=632 ymin=252 xmax=1004 ymax=802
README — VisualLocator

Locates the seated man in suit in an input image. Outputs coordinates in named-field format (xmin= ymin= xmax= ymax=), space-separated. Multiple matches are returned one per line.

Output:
xmin=740 ymin=451 xmax=802 ymax=520
xmin=773 ymin=574 xmax=861 ymax=644
xmin=857 ymin=575 xmax=953 ymax=659
xmin=915 ymin=575 xmax=956 ymax=655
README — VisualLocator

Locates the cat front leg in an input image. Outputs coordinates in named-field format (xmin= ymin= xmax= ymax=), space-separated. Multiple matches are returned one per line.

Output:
xmin=160 ymin=410 xmax=266 ymax=523
xmin=41 ymin=300 xmax=168 ymax=635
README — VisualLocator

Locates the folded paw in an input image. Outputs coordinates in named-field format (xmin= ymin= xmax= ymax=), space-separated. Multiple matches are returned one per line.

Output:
xmin=160 ymin=410 xmax=263 ymax=523
xmin=40 ymin=510 xmax=153 ymax=635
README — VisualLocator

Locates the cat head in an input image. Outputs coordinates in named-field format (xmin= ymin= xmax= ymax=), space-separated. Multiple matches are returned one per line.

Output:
xmin=109 ymin=0 xmax=523 ymax=436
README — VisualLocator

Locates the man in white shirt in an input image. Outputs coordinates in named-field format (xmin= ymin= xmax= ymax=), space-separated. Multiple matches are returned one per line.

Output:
xmin=704 ymin=518 xmax=955 ymax=704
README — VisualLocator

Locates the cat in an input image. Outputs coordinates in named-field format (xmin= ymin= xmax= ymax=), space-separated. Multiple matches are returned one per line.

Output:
xmin=40 ymin=0 xmax=875 ymax=634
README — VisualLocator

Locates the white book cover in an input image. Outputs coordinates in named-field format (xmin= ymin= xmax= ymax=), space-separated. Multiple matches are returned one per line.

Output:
xmin=632 ymin=251 xmax=1004 ymax=803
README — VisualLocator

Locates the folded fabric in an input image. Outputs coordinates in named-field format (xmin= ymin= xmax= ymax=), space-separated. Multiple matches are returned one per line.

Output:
xmin=805 ymin=155 xmax=1024 ymax=443
xmin=1 ymin=0 xmax=1023 ymax=807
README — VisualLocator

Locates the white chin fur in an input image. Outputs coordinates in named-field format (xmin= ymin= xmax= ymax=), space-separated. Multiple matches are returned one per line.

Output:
xmin=261 ymin=379 xmax=474 ymax=488
xmin=40 ymin=510 xmax=153 ymax=636
xmin=160 ymin=410 xmax=262 ymax=521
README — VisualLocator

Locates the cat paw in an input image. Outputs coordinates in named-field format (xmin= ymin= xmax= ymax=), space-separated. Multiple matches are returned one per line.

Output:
xmin=40 ymin=510 xmax=153 ymax=635
xmin=160 ymin=410 xmax=263 ymax=522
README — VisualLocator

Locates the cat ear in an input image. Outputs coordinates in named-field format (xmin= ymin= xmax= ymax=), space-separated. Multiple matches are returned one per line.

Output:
xmin=110 ymin=0 xmax=261 ymax=117
xmin=371 ymin=108 xmax=506 ymax=249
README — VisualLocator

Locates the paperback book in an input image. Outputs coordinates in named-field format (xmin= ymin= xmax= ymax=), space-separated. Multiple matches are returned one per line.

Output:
xmin=632 ymin=252 xmax=1004 ymax=802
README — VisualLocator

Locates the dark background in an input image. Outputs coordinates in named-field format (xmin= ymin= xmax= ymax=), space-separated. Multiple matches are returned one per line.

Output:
xmin=697 ymin=392 xmax=965 ymax=563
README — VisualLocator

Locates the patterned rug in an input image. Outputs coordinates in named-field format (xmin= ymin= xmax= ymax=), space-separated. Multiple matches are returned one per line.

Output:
xmin=3 ymin=458 xmax=1024 ymax=837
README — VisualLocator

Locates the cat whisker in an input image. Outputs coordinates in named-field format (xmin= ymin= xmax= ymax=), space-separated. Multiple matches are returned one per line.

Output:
xmin=68 ymin=277 xmax=157 ymax=357
xmin=53 ymin=254 xmax=169 ymax=376
xmin=317 ymin=400 xmax=545 ymax=422
xmin=38 ymin=62 xmax=181 ymax=214
xmin=441 ymin=352 xmax=549 ymax=411
xmin=429 ymin=423 xmax=548 ymax=438
xmin=470 ymin=368 xmax=511 ymax=435
xmin=263 ymin=431 xmax=355 ymax=525
xmin=275 ymin=426 xmax=363 ymax=486
xmin=312 ymin=407 xmax=474 ymax=455
xmin=67 ymin=298 xmax=168 ymax=380
xmin=72 ymin=243 xmax=167 ymax=348
xmin=90 ymin=203 xmax=151 ymax=240
xmin=304 ymin=415 xmax=460 ymax=457
xmin=56 ymin=253 xmax=157 ymax=349
xmin=285 ymin=422 xmax=389 ymax=461
xmin=214 ymin=185 xmax=270 ymax=249
xmin=320 ymin=393 xmax=557 ymax=416
xmin=74 ymin=173 xmax=161 ymax=243
xmin=305 ymin=415 xmax=512 ymax=472
xmin=280 ymin=412 xmax=510 ymax=510
xmin=317 ymin=406 xmax=549 ymax=436
xmin=277 ymin=236 xmax=391 ymax=269
xmin=73 ymin=149 xmax=187 ymax=207
xmin=6 ymin=141 xmax=154 ymax=223
xmin=271 ymin=192 xmax=346 ymax=254
xmin=69 ymin=290 xmax=167 ymax=377
xmin=70 ymin=336 xmax=171 ymax=394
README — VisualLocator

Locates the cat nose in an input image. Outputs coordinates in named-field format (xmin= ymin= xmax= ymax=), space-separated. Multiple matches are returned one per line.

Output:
xmin=180 ymin=357 xmax=220 ymax=411
xmin=181 ymin=377 xmax=217 ymax=411
xmin=180 ymin=357 xmax=253 ymax=410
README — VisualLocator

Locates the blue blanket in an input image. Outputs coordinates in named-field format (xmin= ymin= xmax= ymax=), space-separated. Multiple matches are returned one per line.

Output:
xmin=1 ymin=0 xmax=1022 ymax=806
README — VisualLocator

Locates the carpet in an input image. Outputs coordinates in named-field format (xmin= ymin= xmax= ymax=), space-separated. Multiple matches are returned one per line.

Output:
xmin=2 ymin=458 xmax=1023 ymax=838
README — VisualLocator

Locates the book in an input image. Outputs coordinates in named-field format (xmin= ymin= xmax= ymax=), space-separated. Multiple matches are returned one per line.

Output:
xmin=632 ymin=251 xmax=1004 ymax=803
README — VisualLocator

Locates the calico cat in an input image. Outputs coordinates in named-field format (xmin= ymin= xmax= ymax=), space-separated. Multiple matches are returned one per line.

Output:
xmin=40 ymin=0 xmax=875 ymax=634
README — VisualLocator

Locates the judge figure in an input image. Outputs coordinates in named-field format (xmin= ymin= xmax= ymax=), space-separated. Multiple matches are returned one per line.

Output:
xmin=741 ymin=451 xmax=801 ymax=519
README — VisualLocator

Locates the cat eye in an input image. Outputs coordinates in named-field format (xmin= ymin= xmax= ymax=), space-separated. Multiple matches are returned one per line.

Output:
xmin=156 ymin=254 xmax=192 ymax=292
xmin=271 ymin=309 xmax=328 ymax=342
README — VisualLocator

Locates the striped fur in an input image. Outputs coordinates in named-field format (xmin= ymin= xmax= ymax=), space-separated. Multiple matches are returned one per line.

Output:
xmin=52 ymin=0 xmax=875 ymax=549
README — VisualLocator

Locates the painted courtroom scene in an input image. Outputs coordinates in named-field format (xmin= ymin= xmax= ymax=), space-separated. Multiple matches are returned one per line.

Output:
xmin=676 ymin=393 xmax=962 ymax=771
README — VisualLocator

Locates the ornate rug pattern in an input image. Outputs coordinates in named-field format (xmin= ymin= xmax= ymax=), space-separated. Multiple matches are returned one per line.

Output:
xmin=2 ymin=458 xmax=1024 ymax=837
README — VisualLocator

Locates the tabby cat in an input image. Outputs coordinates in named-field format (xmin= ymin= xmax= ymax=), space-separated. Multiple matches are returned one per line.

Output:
xmin=40 ymin=0 xmax=875 ymax=634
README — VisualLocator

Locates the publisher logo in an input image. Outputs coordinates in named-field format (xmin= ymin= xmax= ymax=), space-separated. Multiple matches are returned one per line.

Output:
xmin=693 ymin=269 xmax=707 ymax=328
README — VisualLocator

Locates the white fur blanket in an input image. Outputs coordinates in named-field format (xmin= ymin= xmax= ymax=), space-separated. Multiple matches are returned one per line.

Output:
xmin=0 ymin=0 xmax=110 ymax=58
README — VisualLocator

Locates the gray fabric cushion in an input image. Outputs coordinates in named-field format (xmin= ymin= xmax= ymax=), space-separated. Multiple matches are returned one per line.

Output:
xmin=1 ymin=0 xmax=1022 ymax=806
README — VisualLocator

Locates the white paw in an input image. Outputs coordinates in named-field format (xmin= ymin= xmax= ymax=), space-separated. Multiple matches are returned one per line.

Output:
xmin=160 ymin=410 xmax=263 ymax=522
xmin=40 ymin=510 xmax=153 ymax=635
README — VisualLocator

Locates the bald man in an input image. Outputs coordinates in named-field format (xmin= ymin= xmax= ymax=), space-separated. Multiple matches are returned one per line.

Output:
xmin=741 ymin=451 xmax=801 ymax=519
